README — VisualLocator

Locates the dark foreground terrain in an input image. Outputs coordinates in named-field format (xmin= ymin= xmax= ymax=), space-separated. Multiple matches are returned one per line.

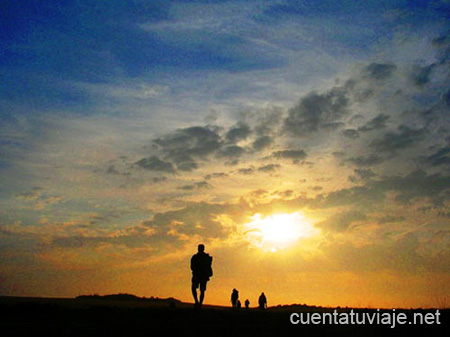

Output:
xmin=1 ymin=296 xmax=448 ymax=337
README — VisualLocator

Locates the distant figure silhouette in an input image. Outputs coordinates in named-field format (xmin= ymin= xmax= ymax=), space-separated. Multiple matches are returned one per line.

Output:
xmin=237 ymin=299 xmax=241 ymax=309
xmin=245 ymin=299 xmax=250 ymax=309
xmin=258 ymin=292 xmax=267 ymax=309
xmin=190 ymin=244 xmax=213 ymax=309
xmin=231 ymin=288 xmax=239 ymax=307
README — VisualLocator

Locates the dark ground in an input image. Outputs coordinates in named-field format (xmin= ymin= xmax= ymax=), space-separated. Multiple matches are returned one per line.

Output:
xmin=1 ymin=296 xmax=448 ymax=337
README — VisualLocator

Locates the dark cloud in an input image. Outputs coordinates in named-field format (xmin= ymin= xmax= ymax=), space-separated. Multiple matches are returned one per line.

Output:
xmin=346 ymin=154 xmax=384 ymax=167
xmin=373 ymin=170 xmax=450 ymax=206
xmin=410 ymin=64 xmax=435 ymax=87
xmin=152 ymin=126 xmax=222 ymax=171
xmin=377 ymin=215 xmax=406 ymax=224
xmin=154 ymin=126 xmax=221 ymax=157
xmin=218 ymin=145 xmax=245 ymax=158
xmin=272 ymin=149 xmax=307 ymax=163
xmin=433 ymin=34 xmax=450 ymax=47
xmin=363 ymin=63 xmax=397 ymax=80
xmin=152 ymin=176 xmax=167 ymax=183
xmin=425 ymin=146 xmax=450 ymax=166
xmin=318 ymin=169 xmax=450 ymax=208
xmin=444 ymin=90 xmax=450 ymax=106
xmin=106 ymin=165 xmax=121 ymax=175
xmin=143 ymin=202 xmax=241 ymax=240
xmin=204 ymin=172 xmax=228 ymax=180
xmin=358 ymin=114 xmax=390 ymax=132
xmin=178 ymin=181 xmax=210 ymax=190
xmin=176 ymin=158 xmax=198 ymax=172
xmin=51 ymin=201 xmax=241 ymax=254
xmin=135 ymin=156 xmax=175 ymax=173
xmin=237 ymin=167 xmax=255 ymax=175
xmin=225 ymin=123 xmax=252 ymax=143
xmin=252 ymin=135 xmax=273 ymax=151
xmin=348 ymin=168 xmax=377 ymax=182
xmin=316 ymin=185 xmax=383 ymax=208
xmin=342 ymin=129 xmax=360 ymax=139
xmin=16 ymin=187 xmax=43 ymax=200
xmin=370 ymin=125 xmax=426 ymax=153
xmin=272 ymin=189 xmax=294 ymax=198
xmin=283 ymin=87 xmax=349 ymax=136
xmin=249 ymin=188 xmax=268 ymax=197
xmin=257 ymin=163 xmax=281 ymax=172
xmin=317 ymin=210 xmax=367 ymax=232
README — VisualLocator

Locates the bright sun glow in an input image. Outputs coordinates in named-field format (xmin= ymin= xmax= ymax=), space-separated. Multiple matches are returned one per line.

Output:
xmin=244 ymin=212 xmax=318 ymax=252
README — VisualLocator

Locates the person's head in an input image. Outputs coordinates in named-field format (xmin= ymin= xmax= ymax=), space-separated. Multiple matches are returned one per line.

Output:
xmin=197 ymin=244 xmax=205 ymax=253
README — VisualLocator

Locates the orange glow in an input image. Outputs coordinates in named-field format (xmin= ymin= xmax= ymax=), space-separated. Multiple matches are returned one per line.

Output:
xmin=244 ymin=212 xmax=319 ymax=252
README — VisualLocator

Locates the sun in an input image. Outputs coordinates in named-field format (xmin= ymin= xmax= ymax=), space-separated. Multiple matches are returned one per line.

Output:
xmin=244 ymin=212 xmax=318 ymax=252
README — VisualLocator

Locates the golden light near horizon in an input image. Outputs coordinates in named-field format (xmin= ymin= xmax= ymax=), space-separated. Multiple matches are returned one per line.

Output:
xmin=244 ymin=212 xmax=319 ymax=252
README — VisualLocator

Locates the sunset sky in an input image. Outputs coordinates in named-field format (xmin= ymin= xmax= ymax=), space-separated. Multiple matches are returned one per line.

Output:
xmin=1 ymin=0 xmax=450 ymax=308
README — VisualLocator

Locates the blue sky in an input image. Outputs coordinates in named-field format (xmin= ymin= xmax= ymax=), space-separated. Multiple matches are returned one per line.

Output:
xmin=2 ymin=0 xmax=448 ymax=116
xmin=1 ymin=0 xmax=450 ymax=307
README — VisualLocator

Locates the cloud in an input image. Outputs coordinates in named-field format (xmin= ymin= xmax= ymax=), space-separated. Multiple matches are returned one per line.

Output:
xmin=317 ymin=210 xmax=367 ymax=232
xmin=15 ymin=187 xmax=64 ymax=210
xmin=370 ymin=125 xmax=426 ymax=153
xmin=425 ymin=146 xmax=450 ymax=166
xmin=152 ymin=176 xmax=168 ymax=183
xmin=377 ymin=215 xmax=406 ymax=224
xmin=15 ymin=187 xmax=43 ymax=201
xmin=348 ymin=168 xmax=377 ymax=182
xmin=410 ymin=64 xmax=435 ymax=87
xmin=318 ymin=169 xmax=450 ymax=208
xmin=178 ymin=181 xmax=210 ymax=191
xmin=272 ymin=149 xmax=308 ymax=163
xmin=204 ymin=172 xmax=228 ymax=180
xmin=237 ymin=167 xmax=255 ymax=175
xmin=346 ymin=154 xmax=385 ymax=167
xmin=225 ymin=123 xmax=252 ymax=143
xmin=218 ymin=145 xmax=246 ymax=158
xmin=142 ymin=202 xmax=241 ymax=241
xmin=155 ymin=126 xmax=221 ymax=154
xmin=138 ymin=126 xmax=222 ymax=173
xmin=283 ymin=87 xmax=350 ymax=136
xmin=358 ymin=113 xmax=390 ymax=132
xmin=135 ymin=156 xmax=175 ymax=173
xmin=362 ymin=63 xmax=397 ymax=81
xmin=342 ymin=129 xmax=360 ymax=139
xmin=252 ymin=135 xmax=273 ymax=151
xmin=372 ymin=170 xmax=450 ymax=206
xmin=257 ymin=163 xmax=281 ymax=172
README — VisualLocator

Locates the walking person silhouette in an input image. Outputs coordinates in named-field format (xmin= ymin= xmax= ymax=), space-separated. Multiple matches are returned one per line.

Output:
xmin=190 ymin=244 xmax=213 ymax=309
xmin=231 ymin=288 xmax=239 ymax=307
xmin=258 ymin=292 xmax=267 ymax=309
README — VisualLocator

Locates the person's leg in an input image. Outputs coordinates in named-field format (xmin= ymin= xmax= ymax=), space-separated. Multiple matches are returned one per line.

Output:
xmin=199 ymin=280 xmax=207 ymax=305
xmin=199 ymin=290 xmax=205 ymax=305
xmin=191 ymin=281 xmax=199 ymax=304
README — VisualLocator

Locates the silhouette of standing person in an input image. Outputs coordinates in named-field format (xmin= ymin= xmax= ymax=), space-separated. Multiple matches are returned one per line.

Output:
xmin=245 ymin=299 xmax=250 ymax=309
xmin=190 ymin=244 xmax=213 ymax=309
xmin=258 ymin=292 xmax=267 ymax=309
xmin=231 ymin=288 xmax=239 ymax=307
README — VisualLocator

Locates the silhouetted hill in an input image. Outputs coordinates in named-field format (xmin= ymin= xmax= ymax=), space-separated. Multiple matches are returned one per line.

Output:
xmin=75 ymin=293 xmax=181 ymax=304
xmin=1 ymin=296 xmax=448 ymax=337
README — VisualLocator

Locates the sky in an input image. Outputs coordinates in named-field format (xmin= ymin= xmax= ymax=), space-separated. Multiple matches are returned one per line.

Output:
xmin=1 ymin=0 xmax=450 ymax=308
